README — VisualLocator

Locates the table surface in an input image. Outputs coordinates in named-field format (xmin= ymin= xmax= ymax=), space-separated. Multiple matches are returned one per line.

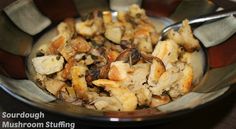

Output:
xmin=0 ymin=0 xmax=236 ymax=129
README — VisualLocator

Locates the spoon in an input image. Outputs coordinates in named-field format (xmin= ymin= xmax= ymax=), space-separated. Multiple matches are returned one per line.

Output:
xmin=159 ymin=9 xmax=236 ymax=40
xmin=158 ymin=9 xmax=236 ymax=93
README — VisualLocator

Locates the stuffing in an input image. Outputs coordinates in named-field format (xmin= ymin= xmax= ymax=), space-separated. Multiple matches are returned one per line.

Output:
xmin=150 ymin=62 xmax=193 ymax=98
xmin=31 ymin=4 xmax=202 ymax=111
xmin=152 ymin=39 xmax=179 ymax=68
xmin=92 ymin=79 xmax=138 ymax=111
xmin=148 ymin=58 xmax=166 ymax=86
xmin=108 ymin=61 xmax=130 ymax=81
xmin=44 ymin=79 xmax=65 ymax=96
xmin=71 ymin=65 xmax=88 ymax=99
xmin=167 ymin=19 xmax=200 ymax=52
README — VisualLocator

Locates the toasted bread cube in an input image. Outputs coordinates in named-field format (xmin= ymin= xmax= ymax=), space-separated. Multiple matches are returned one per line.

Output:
xmin=71 ymin=65 xmax=88 ymax=98
xmin=32 ymin=55 xmax=64 ymax=75
xmin=103 ymin=11 xmax=112 ymax=24
xmin=148 ymin=59 xmax=166 ymax=86
xmin=108 ymin=61 xmax=130 ymax=81
xmin=45 ymin=79 xmax=65 ymax=96
xmin=105 ymin=26 xmax=122 ymax=44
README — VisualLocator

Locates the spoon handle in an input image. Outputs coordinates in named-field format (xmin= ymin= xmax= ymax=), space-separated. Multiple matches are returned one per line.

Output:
xmin=189 ymin=9 xmax=236 ymax=24
xmin=162 ymin=9 xmax=236 ymax=33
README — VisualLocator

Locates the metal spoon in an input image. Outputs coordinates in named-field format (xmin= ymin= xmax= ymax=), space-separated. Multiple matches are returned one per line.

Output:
xmin=159 ymin=9 xmax=236 ymax=40
xmin=159 ymin=9 xmax=236 ymax=93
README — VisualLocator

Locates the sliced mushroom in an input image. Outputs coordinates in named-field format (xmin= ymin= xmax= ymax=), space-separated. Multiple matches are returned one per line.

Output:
xmin=85 ymin=67 xmax=100 ymax=86
xmin=141 ymin=53 xmax=166 ymax=86
xmin=116 ymin=48 xmax=141 ymax=65
xmin=85 ymin=64 xmax=110 ymax=85
xmin=99 ymin=64 xmax=110 ymax=79
xmin=120 ymin=40 xmax=132 ymax=49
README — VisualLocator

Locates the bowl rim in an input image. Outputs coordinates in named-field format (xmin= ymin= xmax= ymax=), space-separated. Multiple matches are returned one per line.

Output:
xmin=1 ymin=81 xmax=235 ymax=126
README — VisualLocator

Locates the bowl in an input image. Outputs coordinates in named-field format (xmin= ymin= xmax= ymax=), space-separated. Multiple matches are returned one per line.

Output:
xmin=0 ymin=0 xmax=236 ymax=127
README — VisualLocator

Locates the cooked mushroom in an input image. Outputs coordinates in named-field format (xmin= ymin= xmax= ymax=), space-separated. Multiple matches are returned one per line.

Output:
xmin=141 ymin=53 xmax=166 ymax=86
xmin=85 ymin=64 xmax=110 ymax=85
xmin=116 ymin=48 xmax=141 ymax=65
xmin=85 ymin=67 xmax=100 ymax=86
xmin=120 ymin=40 xmax=132 ymax=49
